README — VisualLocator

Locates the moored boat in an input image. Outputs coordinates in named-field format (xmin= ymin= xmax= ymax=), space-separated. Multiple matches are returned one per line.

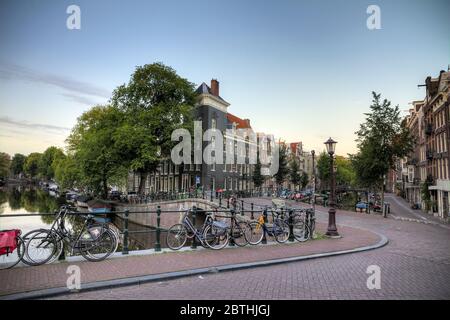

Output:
xmin=87 ymin=199 xmax=113 ymax=214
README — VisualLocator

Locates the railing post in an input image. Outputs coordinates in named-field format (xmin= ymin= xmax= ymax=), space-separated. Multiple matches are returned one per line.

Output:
xmin=191 ymin=206 xmax=197 ymax=249
xmin=251 ymin=203 xmax=254 ymax=220
xmin=288 ymin=209 xmax=294 ymax=242
xmin=155 ymin=205 xmax=161 ymax=252
xmin=122 ymin=209 xmax=129 ymax=255
xmin=262 ymin=207 xmax=268 ymax=244
xmin=229 ymin=209 xmax=236 ymax=246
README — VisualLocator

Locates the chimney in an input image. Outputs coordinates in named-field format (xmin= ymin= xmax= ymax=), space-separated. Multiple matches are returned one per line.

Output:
xmin=211 ymin=79 xmax=219 ymax=96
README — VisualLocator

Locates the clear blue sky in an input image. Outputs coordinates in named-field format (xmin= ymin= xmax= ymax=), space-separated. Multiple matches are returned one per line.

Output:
xmin=0 ymin=0 xmax=449 ymax=156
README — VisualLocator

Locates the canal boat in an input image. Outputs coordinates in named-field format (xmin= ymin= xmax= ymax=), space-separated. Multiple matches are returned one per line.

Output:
xmin=76 ymin=195 xmax=92 ymax=208
xmin=87 ymin=199 xmax=113 ymax=214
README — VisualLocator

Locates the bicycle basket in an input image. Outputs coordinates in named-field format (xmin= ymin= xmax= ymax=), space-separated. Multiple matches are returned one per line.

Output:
xmin=0 ymin=229 xmax=21 ymax=256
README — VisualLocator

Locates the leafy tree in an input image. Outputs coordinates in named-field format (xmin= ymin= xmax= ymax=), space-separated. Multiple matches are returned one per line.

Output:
xmin=300 ymin=172 xmax=309 ymax=190
xmin=111 ymin=62 xmax=196 ymax=195
xmin=317 ymin=151 xmax=355 ymax=190
xmin=11 ymin=153 xmax=26 ymax=176
xmin=38 ymin=146 xmax=65 ymax=180
xmin=54 ymin=155 xmax=82 ymax=190
xmin=0 ymin=152 xmax=11 ymax=179
xmin=289 ymin=158 xmax=301 ymax=190
xmin=67 ymin=105 xmax=128 ymax=198
xmin=351 ymin=92 xmax=414 ymax=216
xmin=252 ymin=157 xmax=264 ymax=190
xmin=273 ymin=144 xmax=289 ymax=189
xmin=24 ymin=153 xmax=42 ymax=178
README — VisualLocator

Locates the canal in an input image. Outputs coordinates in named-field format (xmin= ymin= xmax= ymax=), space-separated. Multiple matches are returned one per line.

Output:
xmin=0 ymin=186 xmax=167 ymax=252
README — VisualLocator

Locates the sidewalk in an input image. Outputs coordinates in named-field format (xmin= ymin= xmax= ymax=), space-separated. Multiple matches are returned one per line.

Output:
xmin=0 ymin=222 xmax=383 ymax=299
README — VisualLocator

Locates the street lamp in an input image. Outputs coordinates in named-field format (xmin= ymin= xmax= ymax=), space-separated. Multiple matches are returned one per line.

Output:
xmin=324 ymin=138 xmax=339 ymax=237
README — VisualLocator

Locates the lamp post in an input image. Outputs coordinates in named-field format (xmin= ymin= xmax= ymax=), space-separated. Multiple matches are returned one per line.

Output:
xmin=311 ymin=150 xmax=316 ymax=212
xmin=324 ymin=138 xmax=339 ymax=237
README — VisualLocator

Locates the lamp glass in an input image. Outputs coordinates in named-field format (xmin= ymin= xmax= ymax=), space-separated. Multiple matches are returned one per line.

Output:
xmin=324 ymin=138 xmax=337 ymax=155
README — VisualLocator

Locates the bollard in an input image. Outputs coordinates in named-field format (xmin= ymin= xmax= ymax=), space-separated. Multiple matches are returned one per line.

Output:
xmin=251 ymin=203 xmax=254 ymax=220
xmin=155 ymin=205 xmax=161 ymax=252
xmin=122 ymin=209 xmax=129 ymax=255
xmin=227 ymin=198 xmax=230 ymax=209
xmin=211 ymin=189 xmax=213 ymax=201
xmin=262 ymin=207 xmax=268 ymax=244
xmin=288 ymin=209 xmax=294 ymax=242
xmin=241 ymin=200 xmax=244 ymax=216
xmin=219 ymin=194 xmax=222 ymax=207
xmin=191 ymin=206 xmax=197 ymax=249
xmin=229 ymin=209 xmax=236 ymax=246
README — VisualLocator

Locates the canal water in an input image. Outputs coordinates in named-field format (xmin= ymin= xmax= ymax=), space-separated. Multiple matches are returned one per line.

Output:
xmin=0 ymin=186 xmax=167 ymax=251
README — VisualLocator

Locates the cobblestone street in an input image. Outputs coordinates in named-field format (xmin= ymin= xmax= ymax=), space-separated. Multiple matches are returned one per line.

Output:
xmin=50 ymin=194 xmax=450 ymax=300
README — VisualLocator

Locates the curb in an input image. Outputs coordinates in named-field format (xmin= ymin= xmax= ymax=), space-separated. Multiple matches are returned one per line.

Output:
xmin=1 ymin=229 xmax=389 ymax=300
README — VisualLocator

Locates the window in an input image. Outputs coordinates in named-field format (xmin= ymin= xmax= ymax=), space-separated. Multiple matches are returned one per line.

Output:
xmin=211 ymin=118 xmax=216 ymax=130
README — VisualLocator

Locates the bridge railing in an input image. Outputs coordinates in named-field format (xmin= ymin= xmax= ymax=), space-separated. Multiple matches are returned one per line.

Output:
xmin=0 ymin=204 xmax=315 ymax=258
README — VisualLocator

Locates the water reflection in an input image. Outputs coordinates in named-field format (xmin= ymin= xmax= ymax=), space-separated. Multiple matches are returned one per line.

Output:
xmin=0 ymin=186 xmax=66 ymax=233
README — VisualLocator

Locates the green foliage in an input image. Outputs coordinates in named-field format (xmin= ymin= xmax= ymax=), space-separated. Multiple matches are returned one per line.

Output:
xmin=0 ymin=152 xmax=11 ymax=179
xmin=252 ymin=157 xmax=264 ymax=189
xmin=67 ymin=105 xmax=129 ymax=198
xmin=24 ymin=152 xmax=42 ymax=178
xmin=289 ymin=158 xmax=301 ymax=190
xmin=10 ymin=153 xmax=26 ymax=176
xmin=38 ymin=146 xmax=65 ymax=180
xmin=111 ymin=62 xmax=196 ymax=194
xmin=53 ymin=155 xmax=82 ymax=190
xmin=352 ymin=92 xmax=414 ymax=188
xmin=300 ymin=172 xmax=309 ymax=190
xmin=274 ymin=144 xmax=289 ymax=187
xmin=317 ymin=151 xmax=355 ymax=189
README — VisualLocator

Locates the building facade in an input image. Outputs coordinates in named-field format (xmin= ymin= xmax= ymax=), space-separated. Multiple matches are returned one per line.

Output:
xmin=400 ymin=70 xmax=450 ymax=220
xmin=128 ymin=79 xmax=273 ymax=194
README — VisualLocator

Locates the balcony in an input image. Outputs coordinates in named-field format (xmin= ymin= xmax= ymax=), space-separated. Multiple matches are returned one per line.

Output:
xmin=426 ymin=150 xmax=434 ymax=160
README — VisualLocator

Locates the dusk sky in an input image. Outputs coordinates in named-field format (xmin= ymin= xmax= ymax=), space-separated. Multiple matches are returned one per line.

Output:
xmin=0 ymin=0 xmax=449 ymax=156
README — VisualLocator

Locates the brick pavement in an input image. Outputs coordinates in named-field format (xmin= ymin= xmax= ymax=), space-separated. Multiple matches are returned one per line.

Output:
xmin=50 ymin=197 xmax=450 ymax=300
xmin=0 ymin=222 xmax=380 ymax=297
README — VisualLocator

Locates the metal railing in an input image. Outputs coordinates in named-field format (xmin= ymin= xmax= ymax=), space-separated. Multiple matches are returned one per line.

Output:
xmin=0 ymin=204 xmax=316 ymax=257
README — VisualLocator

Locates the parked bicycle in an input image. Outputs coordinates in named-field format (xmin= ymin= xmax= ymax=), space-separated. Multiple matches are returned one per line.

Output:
xmin=0 ymin=229 xmax=24 ymax=270
xmin=226 ymin=210 xmax=252 ymax=247
xmin=247 ymin=210 xmax=290 ymax=245
xmin=24 ymin=205 xmax=118 ymax=266
xmin=166 ymin=209 xmax=229 ymax=250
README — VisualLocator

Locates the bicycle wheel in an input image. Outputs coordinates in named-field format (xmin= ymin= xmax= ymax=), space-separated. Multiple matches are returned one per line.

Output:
xmin=78 ymin=226 xmax=116 ymax=262
xmin=166 ymin=224 xmax=188 ymax=250
xmin=273 ymin=220 xmax=290 ymax=243
xmin=25 ymin=230 xmax=58 ymax=266
xmin=203 ymin=224 xmax=229 ymax=250
xmin=232 ymin=221 xmax=250 ymax=247
xmin=0 ymin=236 xmax=24 ymax=270
xmin=292 ymin=220 xmax=310 ymax=242
xmin=247 ymin=220 xmax=264 ymax=245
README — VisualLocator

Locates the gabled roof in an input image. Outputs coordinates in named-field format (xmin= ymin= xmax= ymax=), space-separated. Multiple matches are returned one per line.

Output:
xmin=226 ymin=113 xmax=251 ymax=129
xmin=195 ymin=82 xmax=228 ymax=104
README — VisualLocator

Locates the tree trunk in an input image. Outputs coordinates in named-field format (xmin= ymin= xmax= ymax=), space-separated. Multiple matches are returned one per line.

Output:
xmin=102 ymin=178 xmax=108 ymax=200
xmin=138 ymin=172 xmax=147 ymax=195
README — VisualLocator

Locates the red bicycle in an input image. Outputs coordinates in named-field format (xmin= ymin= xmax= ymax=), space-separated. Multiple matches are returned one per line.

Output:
xmin=0 ymin=229 xmax=24 ymax=270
